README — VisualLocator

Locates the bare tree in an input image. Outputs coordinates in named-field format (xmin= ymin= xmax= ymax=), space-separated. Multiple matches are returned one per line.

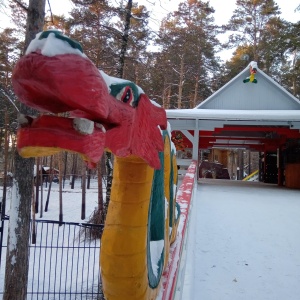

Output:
xmin=3 ymin=0 xmax=45 ymax=299
xmin=116 ymin=0 xmax=133 ymax=78
xmin=105 ymin=0 xmax=133 ymax=218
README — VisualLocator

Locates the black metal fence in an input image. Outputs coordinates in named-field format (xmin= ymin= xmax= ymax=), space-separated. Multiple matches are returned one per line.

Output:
xmin=0 ymin=218 xmax=104 ymax=300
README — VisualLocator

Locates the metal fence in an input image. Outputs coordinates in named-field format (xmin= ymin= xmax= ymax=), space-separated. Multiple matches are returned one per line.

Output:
xmin=0 ymin=218 xmax=104 ymax=300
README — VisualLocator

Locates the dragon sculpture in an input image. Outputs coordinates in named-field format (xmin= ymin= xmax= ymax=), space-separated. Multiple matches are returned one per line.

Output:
xmin=12 ymin=30 xmax=180 ymax=300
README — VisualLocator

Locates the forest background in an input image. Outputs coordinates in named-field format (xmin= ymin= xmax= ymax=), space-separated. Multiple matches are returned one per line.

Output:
xmin=0 ymin=0 xmax=299 ymax=187
xmin=1 ymin=0 xmax=299 ymax=185
xmin=0 ymin=0 xmax=299 ymax=117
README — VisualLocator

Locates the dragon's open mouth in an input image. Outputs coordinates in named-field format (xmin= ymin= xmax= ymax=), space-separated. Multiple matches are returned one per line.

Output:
xmin=17 ymin=114 xmax=107 ymax=168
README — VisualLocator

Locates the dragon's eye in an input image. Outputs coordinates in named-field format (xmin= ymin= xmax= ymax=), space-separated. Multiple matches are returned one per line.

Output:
xmin=116 ymin=86 xmax=134 ymax=106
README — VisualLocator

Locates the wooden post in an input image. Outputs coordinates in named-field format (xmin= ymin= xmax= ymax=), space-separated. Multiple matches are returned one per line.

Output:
xmin=98 ymin=161 xmax=103 ymax=210
xmin=31 ymin=183 xmax=36 ymax=244
xmin=45 ymin=155 xmax=53 ymax=212
xmin=58 ymin=153 xmax=63 ymax=224
xmin=63 ymin=152 xmax=67 ymax=189
xmin=35 ymin=157 xmax=40 ymax=213
xmin=40 ymin=162 xmax=43 ymax=218
xmin=1 ymin=111 xmax=9 ymax=210
xmin=192 ymin=119 xmax=199 ymax=179
xmin=0 ymin=111 xmax=9 ymax=267
xmin=81 ymin=160 xmax=86 ymax=220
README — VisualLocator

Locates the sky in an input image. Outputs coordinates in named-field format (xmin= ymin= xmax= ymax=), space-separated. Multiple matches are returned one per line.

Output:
xmin=44 ymin=0 xmax=299 ymax=27
xmin=46 ymin=0 xmax=300 ymax=61
xmin=1 ymin=0 xmax=299 ymax=31
xmin=0 ymin=0 xmax=299 ymax=61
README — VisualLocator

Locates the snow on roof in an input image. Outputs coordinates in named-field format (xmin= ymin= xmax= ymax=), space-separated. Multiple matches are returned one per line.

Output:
xmin=166 ymin=109 xmax=300 ymax=121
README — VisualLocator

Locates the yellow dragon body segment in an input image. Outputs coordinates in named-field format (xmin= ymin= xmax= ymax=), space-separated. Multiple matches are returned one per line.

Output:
xmin=101 ymin=132 xmax=180 ymax=300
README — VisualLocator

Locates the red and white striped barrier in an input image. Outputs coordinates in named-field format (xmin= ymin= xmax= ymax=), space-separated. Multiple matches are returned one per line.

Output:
xmin=159 ymin=160 xmax=197 ymax=300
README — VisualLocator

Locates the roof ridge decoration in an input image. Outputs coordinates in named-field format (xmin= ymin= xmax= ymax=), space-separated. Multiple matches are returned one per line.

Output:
xmin=243 ymin=61 xmax=258 ymax=84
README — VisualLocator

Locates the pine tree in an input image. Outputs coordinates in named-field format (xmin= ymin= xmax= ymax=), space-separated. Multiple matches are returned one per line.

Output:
xmin=68 ymin=0 xmax=116 ymax=69
xmin=0 ymin=28 xmax=21 ymax=88
xmin=0 ymin=28 xmax=21 ymax=125
xmin=224 ymin=0 xmax=281 ymax=62
xmin=156 ymin=0 xmax=221 ymax=108
xmin=115 ymin=4 xmax=152 ymax=83
xmin=279 ymin=21 xmax=300 ymax=98
xmin=223 ymin=1 xmax=299 ymax=97
xmin=8 ymin=0 xmax=27 ymax=35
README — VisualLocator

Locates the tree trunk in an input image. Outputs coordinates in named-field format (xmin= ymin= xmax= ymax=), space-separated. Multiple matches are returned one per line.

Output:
xmin=192 ymin=75 xmax=199 ymax=108
xmin=81 ymin=160 xmax=86 ymax=220
xmin=237 ymin=149 xmax=244 ymax=180
xmin=4 ymin=155 xmax=35 ymax=300
xmin=4 ymin=1 xmax=46 ymax=299
xmin=178 ymin=55 xmax=185 ymax=109
xmin=87 ymin=168 xmax=91 ymax=189
xmin=104 ymin=151 xmax=113 ymax=217
xmin=44 ymin=155 xmax=53 ymax=212
xmin=58 ymin=152 xmax=63 ymax=223
xmin=104 ymin=0 xmax=133 ymax=220
xmin=134 ymin=63 xmax=139 ymax=85
xmin=97 ymin=159 xmax=104 ymax=220
xmin=35 ymin=157 xmax=40 ymax=213
xmin=0 ymin=112 xmax=9 ymax=268
xmin=166 ymin=86 xmax=171 ymax=109
xmin=117 ymin=0 xmax=132 ymax=78
xmin=63 ymin=152 xmax=68 ymax=189
xmin=70 ymin=154 xmax=78 ymax=189
xmin=163 ymin=85 xmax=171 ymax=109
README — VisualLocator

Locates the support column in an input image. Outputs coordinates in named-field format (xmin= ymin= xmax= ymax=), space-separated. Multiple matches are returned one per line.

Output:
xmin=277 ymin=147 xmax=283 ymax=186
xmin=192 ymin=120 xmax=199 ymax=160
xmin=192 ymin=119 xmax=199 ymax=179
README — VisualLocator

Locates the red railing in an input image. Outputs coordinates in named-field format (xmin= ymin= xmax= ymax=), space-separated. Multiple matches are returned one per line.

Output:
xmin=160 ymin=160 xmax=197 ymax=300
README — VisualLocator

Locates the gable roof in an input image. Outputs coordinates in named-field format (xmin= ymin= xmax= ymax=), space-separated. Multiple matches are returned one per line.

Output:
xmin=195 ymin=62 xmax=300 ymax=110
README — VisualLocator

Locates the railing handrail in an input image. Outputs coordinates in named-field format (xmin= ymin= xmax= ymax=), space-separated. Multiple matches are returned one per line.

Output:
xmin=243 ymin=169 xmax=259 ymax=181
xmin=160 ymin=160 xmax=197 ymax=300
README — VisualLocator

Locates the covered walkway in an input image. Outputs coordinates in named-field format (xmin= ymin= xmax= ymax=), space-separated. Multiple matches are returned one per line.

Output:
xmin=167 ymin=62 xmax=300 ymax=188
xmin=182 ymin=179 xmax=300 ymax=300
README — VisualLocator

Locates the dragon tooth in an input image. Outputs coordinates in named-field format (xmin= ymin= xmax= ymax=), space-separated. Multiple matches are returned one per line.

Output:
xmin=73 ymin=118 xmax=94 ymax=135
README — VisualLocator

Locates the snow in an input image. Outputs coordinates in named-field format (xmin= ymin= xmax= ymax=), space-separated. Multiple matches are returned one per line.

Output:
xmin=100 ymin=70 xmax=145 ymax=95
xmin=166 ymin=109 xmax=300 ymax=121
xmin=7 ymin=179 xmax=21 ymax=254
xmin=182 ymin=179 xmax=300 ymax=300
xmin=165 ymin=197 xmax=168 ymax=220
xmin=26 ymin=31 xmax=86 ymax=58
xmin=2 ymin=170 xmax=300 ymax=299
xmin=0 ymin=179 xmax=100 ymax=297
xmin=167 ymin=122 xmax=177 ymax=155
xmin=0 ymin=177 xmax=173 ymax=298
xmin=150 ymin=240 xmax=165 ymax=277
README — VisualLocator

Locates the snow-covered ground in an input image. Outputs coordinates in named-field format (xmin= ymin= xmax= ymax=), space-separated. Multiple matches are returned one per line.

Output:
xmin=0 ymin=179 xmax=101 ymax=299
xmin=2 ymin=177 xmax=300 ymax=299
xmin=183 ymin=179 xmax=300 ymax=300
